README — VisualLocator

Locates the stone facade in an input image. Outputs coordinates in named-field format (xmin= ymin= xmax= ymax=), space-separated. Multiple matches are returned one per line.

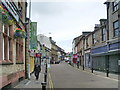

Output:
xmin=0 ymin=1 xmax=27 ymax=88
xmin=50 ymin=38 xmax=58 ymax=63
xmin=91 ymin=1 xmax=120 ymax=73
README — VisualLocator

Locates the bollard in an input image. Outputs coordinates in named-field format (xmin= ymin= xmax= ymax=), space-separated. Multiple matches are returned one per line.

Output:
xmin=41 ymin=82 xmax=47 ymax=90
xmin=44 ymin=63 xmax=47 ymax=82
xmin=83 ymin=65 xmax=84 ymax=70
xmin=44 ymin=72 xmax=47 ymax=82
xmin=106 ymin=68 xmax=109 ymax=77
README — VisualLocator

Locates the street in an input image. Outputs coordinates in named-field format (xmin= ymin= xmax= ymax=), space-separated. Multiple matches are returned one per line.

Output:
xmin=49 ymin=62 xmax=118 ymax=88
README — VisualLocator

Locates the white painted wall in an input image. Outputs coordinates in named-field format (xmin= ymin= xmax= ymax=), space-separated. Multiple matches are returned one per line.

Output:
xmin=37 ymin=34 xmax=51 ymax=50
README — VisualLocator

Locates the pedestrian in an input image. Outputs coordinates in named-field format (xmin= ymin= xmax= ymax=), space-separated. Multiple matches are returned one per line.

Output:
xmin=34 ymin=63 xmax=41 ymax=80
xmin=73 ymin=58 xmax=76 ymax=67
xmin=76 ymin=59 xmax=80 ymax=69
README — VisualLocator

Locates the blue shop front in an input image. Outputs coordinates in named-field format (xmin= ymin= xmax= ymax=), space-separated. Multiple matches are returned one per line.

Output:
xmin=91 ymin=39 xmax=120 ymax=74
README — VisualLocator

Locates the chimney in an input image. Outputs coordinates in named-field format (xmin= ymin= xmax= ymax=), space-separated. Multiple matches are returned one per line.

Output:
xmin=49 ymin=37 xmax=52 ymax=40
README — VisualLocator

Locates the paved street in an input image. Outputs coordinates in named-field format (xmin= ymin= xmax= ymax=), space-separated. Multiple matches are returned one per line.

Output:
xmin=14 ymin=65 xmax=45 ymax=89
xmin=49 ymin=62 xmax=118 ymax=88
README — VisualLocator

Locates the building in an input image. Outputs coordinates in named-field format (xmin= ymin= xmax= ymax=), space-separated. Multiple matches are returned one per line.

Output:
xmin=91 ymin=20 xmax=108 ymax=71
xmin=0 ymin=1 xmax=27 ymax=88
xmin=57 ymin=46 xmax=65 ymax=61
xmin=50 ymin=37 xmax=58 ymax=64
xmin=91 ymin=1 xmax=120 ymax=74
xmin=84 ymin=32 xmax=93 ymax=68
xmin=37 ymin=34 xmax=52 ymax=65
xmin=104 ymin=1 xmax=120 ymax=73
xmin=76 ymin=32 xmax=91 ymax=67
xmin=72 ymin=36 xmax=80 ymax=55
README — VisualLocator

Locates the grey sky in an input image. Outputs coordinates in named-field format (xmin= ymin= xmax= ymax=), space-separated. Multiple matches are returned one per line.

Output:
xmin=31 ymin=0 xmax=107 ymax=52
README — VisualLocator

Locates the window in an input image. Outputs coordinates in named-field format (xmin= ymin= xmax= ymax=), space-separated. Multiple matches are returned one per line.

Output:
xmin=93 ymin=33 xmax=96 ymax=44
xmin=113 ymin=1 xmax=119 ymax=12
xmin=86 ymin=38 xmax=89 ymax=48
xmin=0 ymin=24 xmax=13 ymax=62
xmin=16 ymin=32 xmax=24 ymax=63
xmin=102 ymin=28 xmax=106 ymax=41
xmin=113 ymin=20 xmax=119 ymax=37
xmin=18 ymin=2 xmax=23 ymax=18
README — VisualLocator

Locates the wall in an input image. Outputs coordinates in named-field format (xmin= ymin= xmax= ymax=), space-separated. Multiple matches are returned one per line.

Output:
xmin=108 ymin=2 xmax=119 ymax=40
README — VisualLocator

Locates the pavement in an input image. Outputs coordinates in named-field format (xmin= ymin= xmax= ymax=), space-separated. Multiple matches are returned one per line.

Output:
xmin=14 ymin=65 xmax=48 ymax=89
xmin=11 ymin=62 xmax=118 ymax=90
xmin=70 ymin=63 xmax=119 ymax=81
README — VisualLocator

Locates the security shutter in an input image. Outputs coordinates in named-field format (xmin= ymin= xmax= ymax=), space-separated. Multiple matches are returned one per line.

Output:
xmin=93 ymin=56 xmax=106 ymax=71
xmin=109 ymin=54 xmax=119 ymax=73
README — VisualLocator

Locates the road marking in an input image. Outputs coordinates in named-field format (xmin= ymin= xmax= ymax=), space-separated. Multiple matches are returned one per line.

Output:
xmin=70 ymin=64 xmax=119 ymax=82
xmin=48 ymin=69 xmax=54 ymax=90
xmin=25 ymin=81 xmax=31 ymax=85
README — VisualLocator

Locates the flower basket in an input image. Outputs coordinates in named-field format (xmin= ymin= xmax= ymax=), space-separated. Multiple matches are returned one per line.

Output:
xmin=0 ymin=5 xmax=15 ymax=25
xmin=14 ymin=28 xmax=26 ymax=38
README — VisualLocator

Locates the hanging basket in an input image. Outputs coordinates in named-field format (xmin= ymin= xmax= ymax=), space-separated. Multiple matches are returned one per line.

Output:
xmin=14 ymin=28 xmax=26 ymax=38
xmin=0 ymin=5 xmax=15 ymax=25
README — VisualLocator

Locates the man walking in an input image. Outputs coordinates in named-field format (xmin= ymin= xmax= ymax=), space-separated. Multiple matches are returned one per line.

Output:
xmin=34 ymin=63 xmax=41 ymax=80
xmin=77 ymin=58 xmax=80 ymax=69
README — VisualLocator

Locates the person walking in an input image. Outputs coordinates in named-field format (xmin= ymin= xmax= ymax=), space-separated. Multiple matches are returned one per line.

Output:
xmin=34 ymin=63 xmax=41 ymax=80
xmin=76 ymin=58 xmax=80 ymax=69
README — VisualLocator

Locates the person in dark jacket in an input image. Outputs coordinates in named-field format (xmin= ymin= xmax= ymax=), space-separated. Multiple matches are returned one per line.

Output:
xmin=34 ymin=63 xmax=41 ymax=80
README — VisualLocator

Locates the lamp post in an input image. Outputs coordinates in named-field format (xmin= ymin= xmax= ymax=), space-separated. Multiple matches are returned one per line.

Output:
xmin=27 ymin=0 xmax=31 ymax=79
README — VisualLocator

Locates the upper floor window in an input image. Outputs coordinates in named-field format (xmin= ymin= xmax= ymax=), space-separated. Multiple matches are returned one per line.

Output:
xmin=102 ymin=28 xmax=106 ymax=41
xmin=18 ymin=2 xmax=23 ymax=18
xmin=93 ymin=33 xmax=96 ymax=44
xmin=86 ymin=38 xmax=89 ymax=48
xmin=113 ymin=1 xmax=119 ymax=12
xmin=113 ymin=20 xmax=119 ymax=37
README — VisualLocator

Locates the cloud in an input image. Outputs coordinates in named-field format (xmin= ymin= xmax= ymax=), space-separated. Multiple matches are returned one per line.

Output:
xmin=31 ymin=1 xmax=107 ymax=52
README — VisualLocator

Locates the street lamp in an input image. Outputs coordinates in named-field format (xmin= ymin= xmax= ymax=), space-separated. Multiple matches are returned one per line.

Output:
xmin=27 ymin=0 xmax=31 ymax=79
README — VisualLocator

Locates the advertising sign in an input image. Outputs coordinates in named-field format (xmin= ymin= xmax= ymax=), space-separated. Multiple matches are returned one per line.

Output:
xmin=30 ymin=22 xmax=37 ymax=49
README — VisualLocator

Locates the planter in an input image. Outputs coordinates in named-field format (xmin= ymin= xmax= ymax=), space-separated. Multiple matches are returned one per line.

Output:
xmin=0 ymin=5 xmax=15 ymax=25
xmin=14 ymin=28 xmax=26 ymax=38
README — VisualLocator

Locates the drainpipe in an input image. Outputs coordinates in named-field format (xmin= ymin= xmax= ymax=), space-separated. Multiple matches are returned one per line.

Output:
xmin=105 ymin=1 xmax=110 ymax=77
